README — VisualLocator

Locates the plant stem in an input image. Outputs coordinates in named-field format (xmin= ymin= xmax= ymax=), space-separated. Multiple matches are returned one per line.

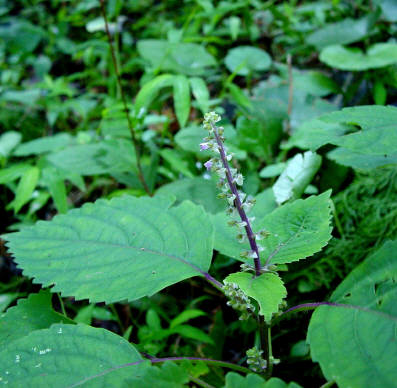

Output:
xmin=211 ymin=123 xmax=262 ymax=276
xmin=57 ymin=293 xmax=67 ymax=317
xmin=99 ymin=0 xmax=152 ymax=196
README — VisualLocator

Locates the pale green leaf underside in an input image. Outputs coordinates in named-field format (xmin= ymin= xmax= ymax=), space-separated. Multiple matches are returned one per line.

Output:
xmin=224 ymin=272 xmax=287 ymax=322
xmin=213 ymin=191 xmax=332 ymax=265
xmin=308 ymin=240 xmax=397 ymax=388
xmin=0 ymin=291 xmax=73 ymax=347
xmin=4 ymin=196 xmax=214 ymax=304
xmin=0 ymin=324 xmax=148 ymax=388
xmin=273 ymin=151 xmax=322 ymax=204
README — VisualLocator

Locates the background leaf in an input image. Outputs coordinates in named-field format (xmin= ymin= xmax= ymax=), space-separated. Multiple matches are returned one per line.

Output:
xmin=173 ymin=75 xmax=191 ymax=128
xmin=273 ymin=152 xmax=322 ymax=204
xmin=225 ymin=46 xmax=271 ymax=76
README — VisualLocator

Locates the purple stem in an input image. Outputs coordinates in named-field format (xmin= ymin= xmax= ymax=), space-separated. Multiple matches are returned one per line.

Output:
xmin=211 ymin=124 xmax=262 ymax=276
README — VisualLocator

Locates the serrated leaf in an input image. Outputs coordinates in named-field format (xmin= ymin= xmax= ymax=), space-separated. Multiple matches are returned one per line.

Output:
xmin=4 ymin=196 xmax=214 ymax=304
xmin=224 ymin=272 xmax=286 ymax=323
xmin=0 ymin=291 xmax=73 ymax=347
xmin=320 ymin=43 xmax=397 ymax=71
xmin=0 ymin=323 xmax=149 ymax=388
xmin=273 ymin=151 xmax=322 ymax=204
xmin=173 ymin=75 xmax=190 ymax=128
xmin=213 ymin=191 xmax=332 ymax=265
xmin=308 ymin=240 xmax=397 ymax=388
xmin=224 ymin=372 xmax=302 ymax=388
xmin=8 ymin=166 xmax=40 ymax=213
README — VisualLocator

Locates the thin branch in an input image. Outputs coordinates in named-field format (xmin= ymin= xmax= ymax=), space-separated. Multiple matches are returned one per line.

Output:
xmin=99 ymin=0 xmax=152 ymax=196
xmin=285 ymin=53 xmax=293 ymax=135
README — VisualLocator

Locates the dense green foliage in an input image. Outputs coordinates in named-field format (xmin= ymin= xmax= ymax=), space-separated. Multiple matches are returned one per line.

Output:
xmin=1 ymin=0 xmax=396 ymax=387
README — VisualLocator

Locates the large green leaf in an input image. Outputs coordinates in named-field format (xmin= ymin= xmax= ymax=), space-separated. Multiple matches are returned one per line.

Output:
xmin=224 ymin=272 xmax=287 ymax=322
xmin=273 ymin=152 xmax=322 ymax=204
xmin=14 ymin=133 xmax=74 ymax=156
xmin=3 ymin=196 xmax=214 ymax=304
xmin=225 ymin=46 xmax=271 ymax=76
xmin=0 ymin=131 xmax=21 ymax=159
xmin=320 ymin=43 xmax=397 ymax=71
xmin=308 ymin=240 xmax=397 ymax=388
xmin=0 ymin=323 xmax=149 ymax=387
xmin=0 ymin=291 xmax=73 ymax=347
xmin=213 ymin=192 xmax=332 ymax=265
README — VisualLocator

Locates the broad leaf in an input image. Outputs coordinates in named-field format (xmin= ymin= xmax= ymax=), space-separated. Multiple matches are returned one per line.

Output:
xmin=306 ymin=17 xmax=370 ymax=49
xmin=0 ymin=291 xmax=73 ymax=347
xmin=138 ymin=361 xmax=189 ymax=388
xmin=4 ymin=196 xmax=214 ymax=304
xmin=320 ymin=43 xmax=397 ymax=71
xmin=173 ymin=75 xmax=190 ymax=128
xmin=224 ymin=272 xmax=287 ymax=323
xmin=189 ymin=77 xmax=209 ymax=113
xmin=213 ymin=192 xmax=332 ymax=265
xmin=224 ymin=372 xmax=302 ymax=388
xmin=211 ymin=189 xmax=277 ymax=261
xmin=308 ymin=240 xmax=397 ymax=388
xmin=0 ymin=323 xmax=149 ymax=387
xmin=273 ymin=152 xmax=322 ymax=204
xmin=225 ymin=46 xmax=271 ymax=76
xmin=0 ymin=131 xmax=21 ymax=159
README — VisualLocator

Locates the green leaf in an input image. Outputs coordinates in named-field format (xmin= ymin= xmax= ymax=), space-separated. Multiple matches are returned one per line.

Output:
xmin=46 ymin=139 xmax=136 ymax=176
xmin=189 ymin=77 xmax=209 ymax=114
xmin=156 ymin=177 xmax=226 ymax=214
xmin=134 ymin=74 xmax=174 ymax=117
xmin=259 ymin=163 xmax=286 ymax=178
xmin=320 ymin=43 xmax=397 ymax=71
xmin=224 ymin=372 xmax=302 ymax=388
xmin=169 ymin=324 xmax=214 ymax=345
xmin=327 ymin=148 xmax=397 ymax=170
xmin=0 ymin=291 xmax=73 ymax=348
xmin=3 ymin=196 xmax=214 ymax=304
xmin=0 ymin=293 xmax=18 ymax=313
xmin=308 ymin=240 xmax=397 ymax=388
xmin=273 ymin=152 xmax=322 ymax=204
xmin=170 ymin=309 xmax=206 ymax=329
xmin=0 ymin=164 xmax=32 ymax=185
xmin=306 ymin=17 xmax=370 ymax=49
xmin=137 ymin=40 xmax=216 ymax=76
xmin=225 ymin=46 xmax=271 ymax=76
xmin=213 ymin=192 xmax=332 ymax=265
xmin=8 ymin=166 xmax=40 ymax=213
xmin=173 ymin=75 xmax=191 ymax=128
xmin=0 ymin=323 xmax=149 ymax=387
xmin=224 ymin=272 xmax=287 ymax=322
xmin=41 ymin=167 xmax=68 ymax=214
xmin=14 ymin=134 xmax=74 ymax=156
xmin=138 ymin=361 xmax=189 ymax=388
xmin=159 ymin=149 xmax=194 ymax=178
xmin=0 ymin=131 xmax=21 ymax=159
